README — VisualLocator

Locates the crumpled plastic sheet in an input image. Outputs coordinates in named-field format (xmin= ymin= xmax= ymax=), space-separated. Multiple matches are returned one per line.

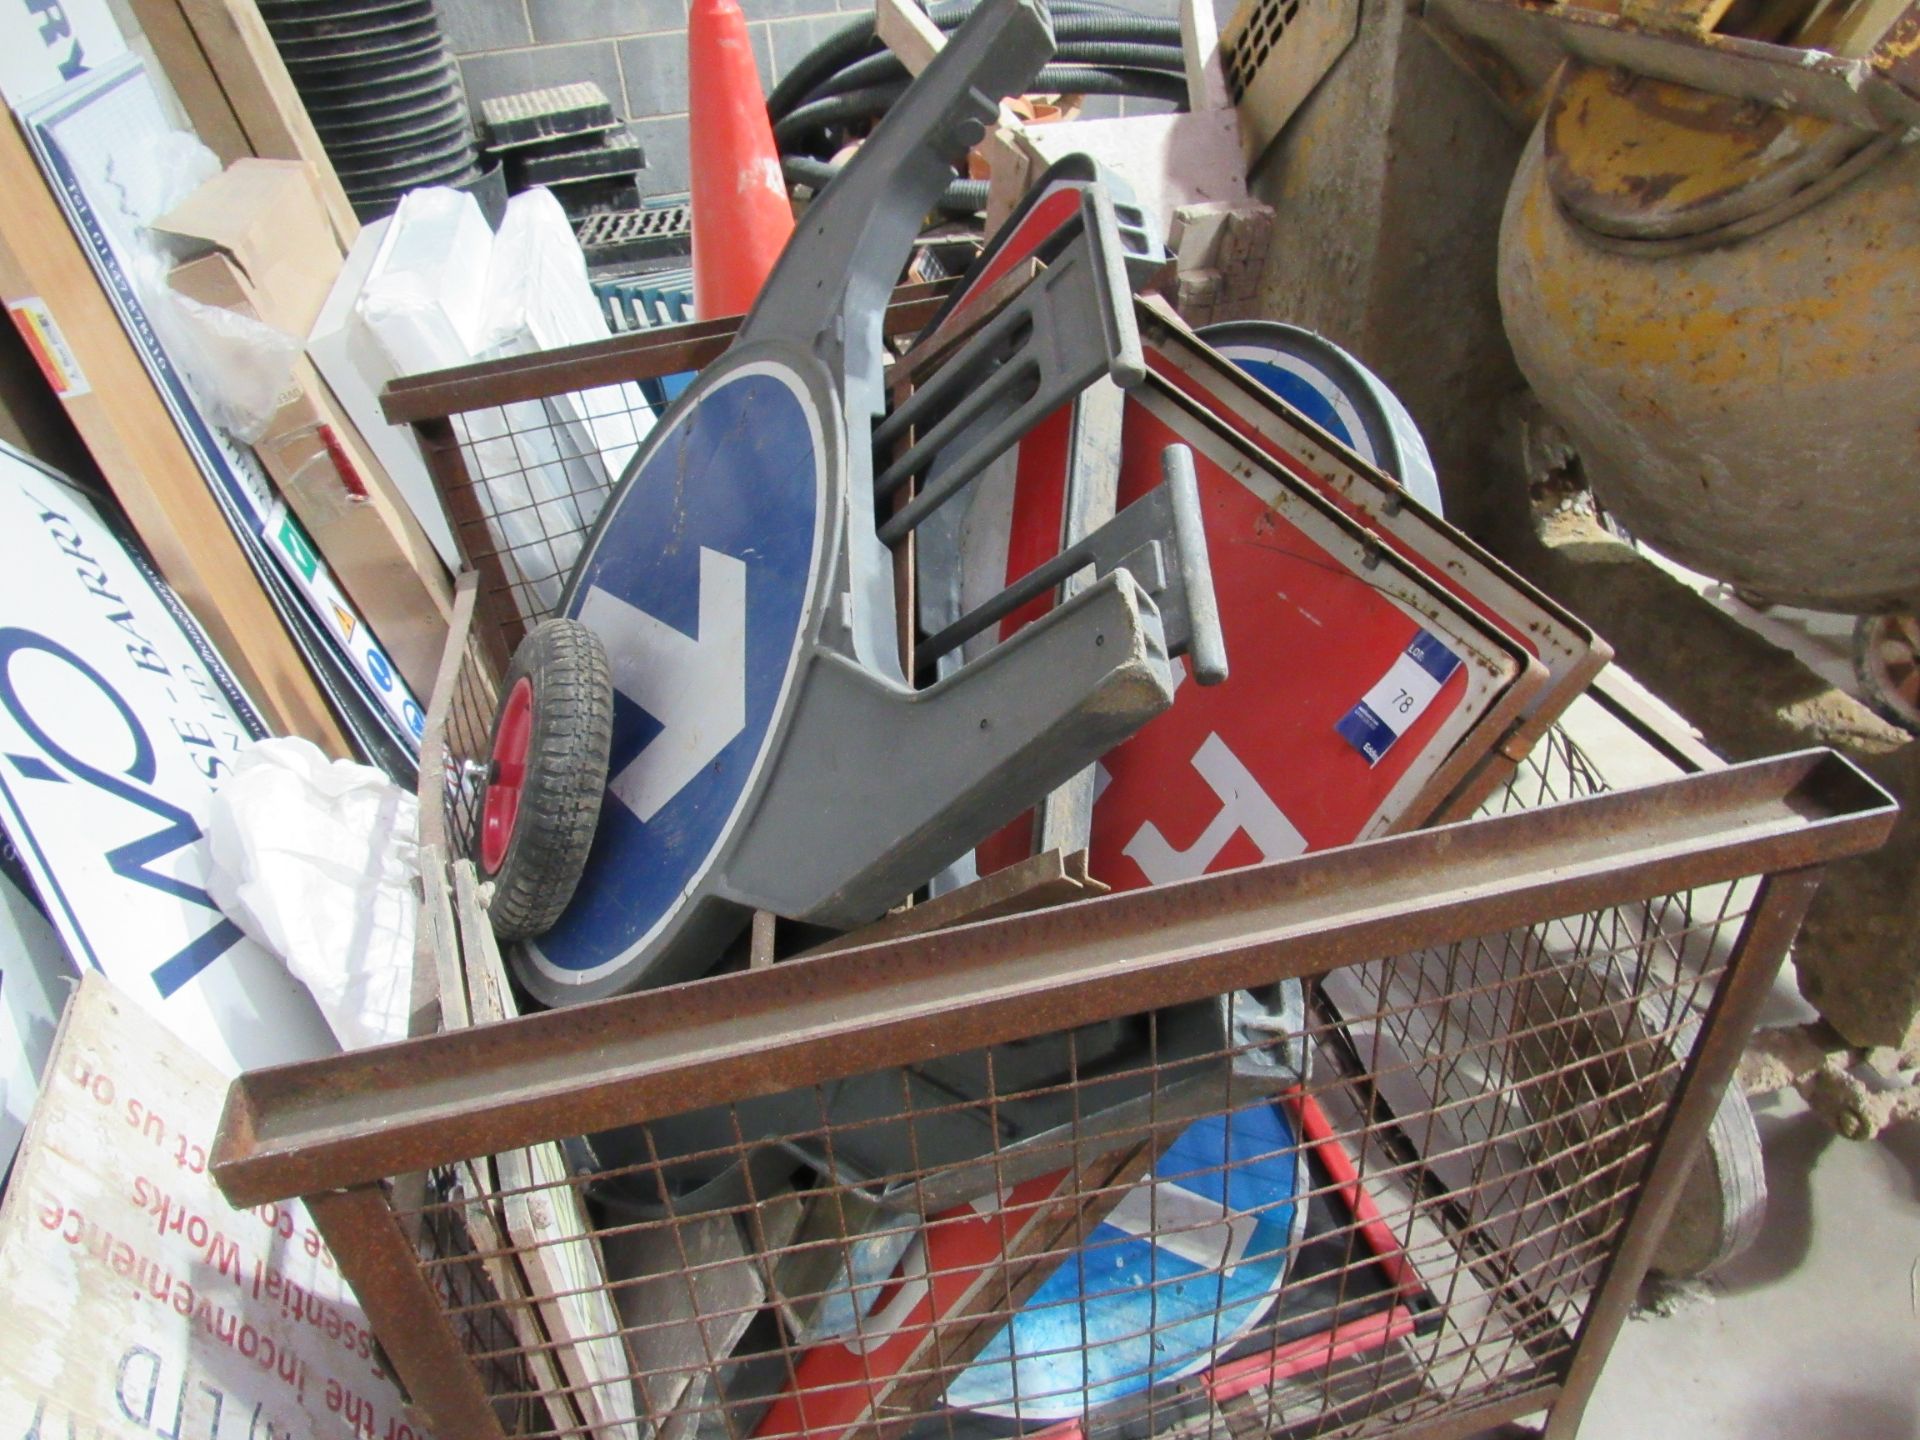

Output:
xmin=204 ymin=737 xmax=419 ymax=1051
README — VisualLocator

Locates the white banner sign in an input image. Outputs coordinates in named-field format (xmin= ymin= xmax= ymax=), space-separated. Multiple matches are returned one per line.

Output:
xmin=0 ymin=978 xmax=430 ymax=1439
xmin=0 ymin=0 xmax=122 ymax=108
xmin=0 ymin=444 xmax=335 ymax=1074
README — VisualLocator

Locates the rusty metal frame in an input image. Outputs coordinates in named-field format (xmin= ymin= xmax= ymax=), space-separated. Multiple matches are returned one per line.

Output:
xmin=378 ymin=281 xmax=956 ymax=655
xmin=214 ymin=751 xmax=1887 ymax=1205
xmin=311 ymin=261 xmax=1908 ymax=1440
xmin=212 ymin=749 xmax=1892 ymax=1440
xmin=1426 ymin=0 xmax=1920 ymax=130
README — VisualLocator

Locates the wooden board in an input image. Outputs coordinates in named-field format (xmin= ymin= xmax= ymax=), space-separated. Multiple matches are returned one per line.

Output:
xmin=0 ymin=304 xmax=96 ymax=483
xmin=0 ymin=977 xmax=420 ymax=1437
xmin=452 ymin=860 xmax=639 ymax=1439
xmin=453 ymin=1161 xmax=589 ymax=1436
xmin=127 ymin=0 xmax=359 ymax=249
xmin=0 ymin=109 xmax=348 ymax=754
xmin=123 ymin=0 xmax=252 ymax=163
xmin=426 ymin=857 xmax=583 ymax=1432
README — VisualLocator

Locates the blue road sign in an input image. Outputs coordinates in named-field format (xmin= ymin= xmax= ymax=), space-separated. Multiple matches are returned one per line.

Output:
xmin=945 ymin=1102 xmax=1302 ymax=1419
xmin=520 ymin=360 xmax=826 ymax=998
xmin=1198 ymin=321 xmax=1443 ymax=517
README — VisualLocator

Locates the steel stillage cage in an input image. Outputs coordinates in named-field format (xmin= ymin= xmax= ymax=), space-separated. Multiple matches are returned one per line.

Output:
xmin=209 ymin=738 xmax=1895 ymax=1440
xmin=202 ymin=302 xmax=1899 ymax=1440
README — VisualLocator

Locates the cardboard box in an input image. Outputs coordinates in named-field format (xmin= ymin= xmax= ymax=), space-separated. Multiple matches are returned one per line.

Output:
xmin=154 ymin=159 xmax=341 ymax=336
xmin=169 ymin=251 xmax=451 ymax=695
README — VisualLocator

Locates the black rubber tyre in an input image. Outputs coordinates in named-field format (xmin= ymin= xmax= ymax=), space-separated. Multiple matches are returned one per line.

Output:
xmin=476 ymin=619 xmax=614 ymax=940
xmin=1852 ymin=612 xmax=1920 ymax=735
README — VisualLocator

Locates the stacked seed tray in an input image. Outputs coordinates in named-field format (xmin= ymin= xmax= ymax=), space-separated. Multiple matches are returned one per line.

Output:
xmin=591 ymin=265 xmax=694 ymax=332
xmin=480 ymin=83 xmax=646 ymax=218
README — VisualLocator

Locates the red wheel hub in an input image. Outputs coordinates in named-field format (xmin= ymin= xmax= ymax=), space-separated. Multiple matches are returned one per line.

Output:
xmin=479 ymin=677 xmax=534 ymax=874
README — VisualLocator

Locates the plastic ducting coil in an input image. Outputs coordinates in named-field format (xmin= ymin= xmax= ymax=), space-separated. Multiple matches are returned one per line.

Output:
xmin=258 ymin=0 xmax=489 ymax=223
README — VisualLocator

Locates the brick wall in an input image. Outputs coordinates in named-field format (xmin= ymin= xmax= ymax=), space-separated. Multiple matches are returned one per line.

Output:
xmin=442 ymin=0 xmax=1181 ymax=201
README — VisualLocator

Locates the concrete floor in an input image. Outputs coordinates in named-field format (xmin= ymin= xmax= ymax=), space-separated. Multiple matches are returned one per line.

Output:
xmin=1535 ymin=597 xmax=1920 ymax=1439
xmin=1579 ymin=1015 xmax=1920 ymax=1438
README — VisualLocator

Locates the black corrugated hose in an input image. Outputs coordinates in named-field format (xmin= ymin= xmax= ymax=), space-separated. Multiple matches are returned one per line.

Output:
xmin=768 ymin=0 xmax=1189 ymax=217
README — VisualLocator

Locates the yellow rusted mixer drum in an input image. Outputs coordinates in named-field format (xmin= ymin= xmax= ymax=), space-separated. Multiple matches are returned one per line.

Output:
xmin=1498 ymin=61 xmax=1920 ymax=615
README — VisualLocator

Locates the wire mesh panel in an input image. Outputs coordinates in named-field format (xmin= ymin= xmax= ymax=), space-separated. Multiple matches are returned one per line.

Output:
xmin=281 ymin=325 xmax=1891 ymax=1440
xmin=214 ymin=734 xmax=1892 ymax=1440
xmin=381 ymin=282 xmax=954 ymax=656
xmin=436 ymin=385 xmax=652 ymax=634
xmin=379 ymin=877 xmax=1755 ymax=1440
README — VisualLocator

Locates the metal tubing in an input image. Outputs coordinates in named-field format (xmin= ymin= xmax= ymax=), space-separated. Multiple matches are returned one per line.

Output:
xmin=915 ymin=444 xmax=1223 ymax=681
xmin=1541 ymin=867 xmax=1825 ymax=1439
xmin=1161 ymin=443 xmax=1226 ymax=685
xmin=916 ymin=508 xmax=1110 ymax=663
xmin=379 ymin=280 xmax=955 ymax=424
xmin=306 ymin=1185 xmax=512 ymax=1440
xmin=211 ymin=750 xmax=1893 ymax=1207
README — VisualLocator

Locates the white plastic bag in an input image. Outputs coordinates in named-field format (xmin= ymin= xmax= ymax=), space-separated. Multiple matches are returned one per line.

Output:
xmin=204 ymin=737 xmax=420 ymax=1051
xmin=113 ymin=130 xmax=297 ymax=441
xmin=481 ymin=187 xmax=652 ymax=494
xmin=156 ymin=285 xmax=303 ymax=442
xmin=359 ymin=186 xmax=607 ymax=620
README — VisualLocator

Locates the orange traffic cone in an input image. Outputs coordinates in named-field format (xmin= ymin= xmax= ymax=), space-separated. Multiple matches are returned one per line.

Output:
xmin=687 ymin=0 xmax=795 ymax=319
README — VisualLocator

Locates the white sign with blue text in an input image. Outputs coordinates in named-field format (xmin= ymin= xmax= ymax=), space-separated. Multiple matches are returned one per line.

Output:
xmin=0 ymin=0 xmax=121 ymax=108
xmin=21 ymin=57 xmax=424 ymax=767
xmin=0 ymin=446 xmax=336 ymax=1074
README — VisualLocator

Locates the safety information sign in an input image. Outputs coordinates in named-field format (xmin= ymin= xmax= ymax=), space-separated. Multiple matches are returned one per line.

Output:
xmin=0 ymin=978 xmax=423 ymax=1440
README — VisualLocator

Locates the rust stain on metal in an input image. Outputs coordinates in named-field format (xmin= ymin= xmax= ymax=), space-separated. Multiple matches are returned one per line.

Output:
xmin=210 ymin=749 xmax=1894 ymax=1206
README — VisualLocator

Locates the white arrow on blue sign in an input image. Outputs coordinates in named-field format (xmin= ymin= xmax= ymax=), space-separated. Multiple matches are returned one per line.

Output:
xmin=945 ymin=1102 xmax=1303 ymax=1419
xmin=521 ymin=361 xmax=826 ymax=998
xmin=583 ymin=547 xmax=748 ymax=823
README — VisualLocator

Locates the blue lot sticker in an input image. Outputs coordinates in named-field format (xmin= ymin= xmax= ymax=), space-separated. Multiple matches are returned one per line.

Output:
xmin=946 ymin=1103 xmax=1301 ymax=1419
xmin=525 ymin=363 xmax=822 ymax=987
xmin=1335 ymin=628 xmax=1463 ymax=767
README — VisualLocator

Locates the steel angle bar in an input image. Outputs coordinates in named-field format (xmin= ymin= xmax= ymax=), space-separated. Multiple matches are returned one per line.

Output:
xmin=379 ymin=280 xmax=956 ymax=424
xmin=212 ymin=750 xmax=1893 ymax=1207
xmin=797 ymin=848 xmax=1107 ymax=957
xmin=305 ymin=1185 xmax=508 ymax=1440
xmin=1545 ymin=868 xmax=1828 ymax=1436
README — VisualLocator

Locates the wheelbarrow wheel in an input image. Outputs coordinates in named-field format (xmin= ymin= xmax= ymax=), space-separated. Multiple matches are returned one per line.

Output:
xmin=1853 ymin=611 xmax=1920 ymax=735
xmin=475 ymin=618 xmax=614 ymax=940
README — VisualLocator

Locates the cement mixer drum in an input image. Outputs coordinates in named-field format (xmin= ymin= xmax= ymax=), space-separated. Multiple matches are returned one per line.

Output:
xmin=1498 ymin=62 xmax=1920 ymax=613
